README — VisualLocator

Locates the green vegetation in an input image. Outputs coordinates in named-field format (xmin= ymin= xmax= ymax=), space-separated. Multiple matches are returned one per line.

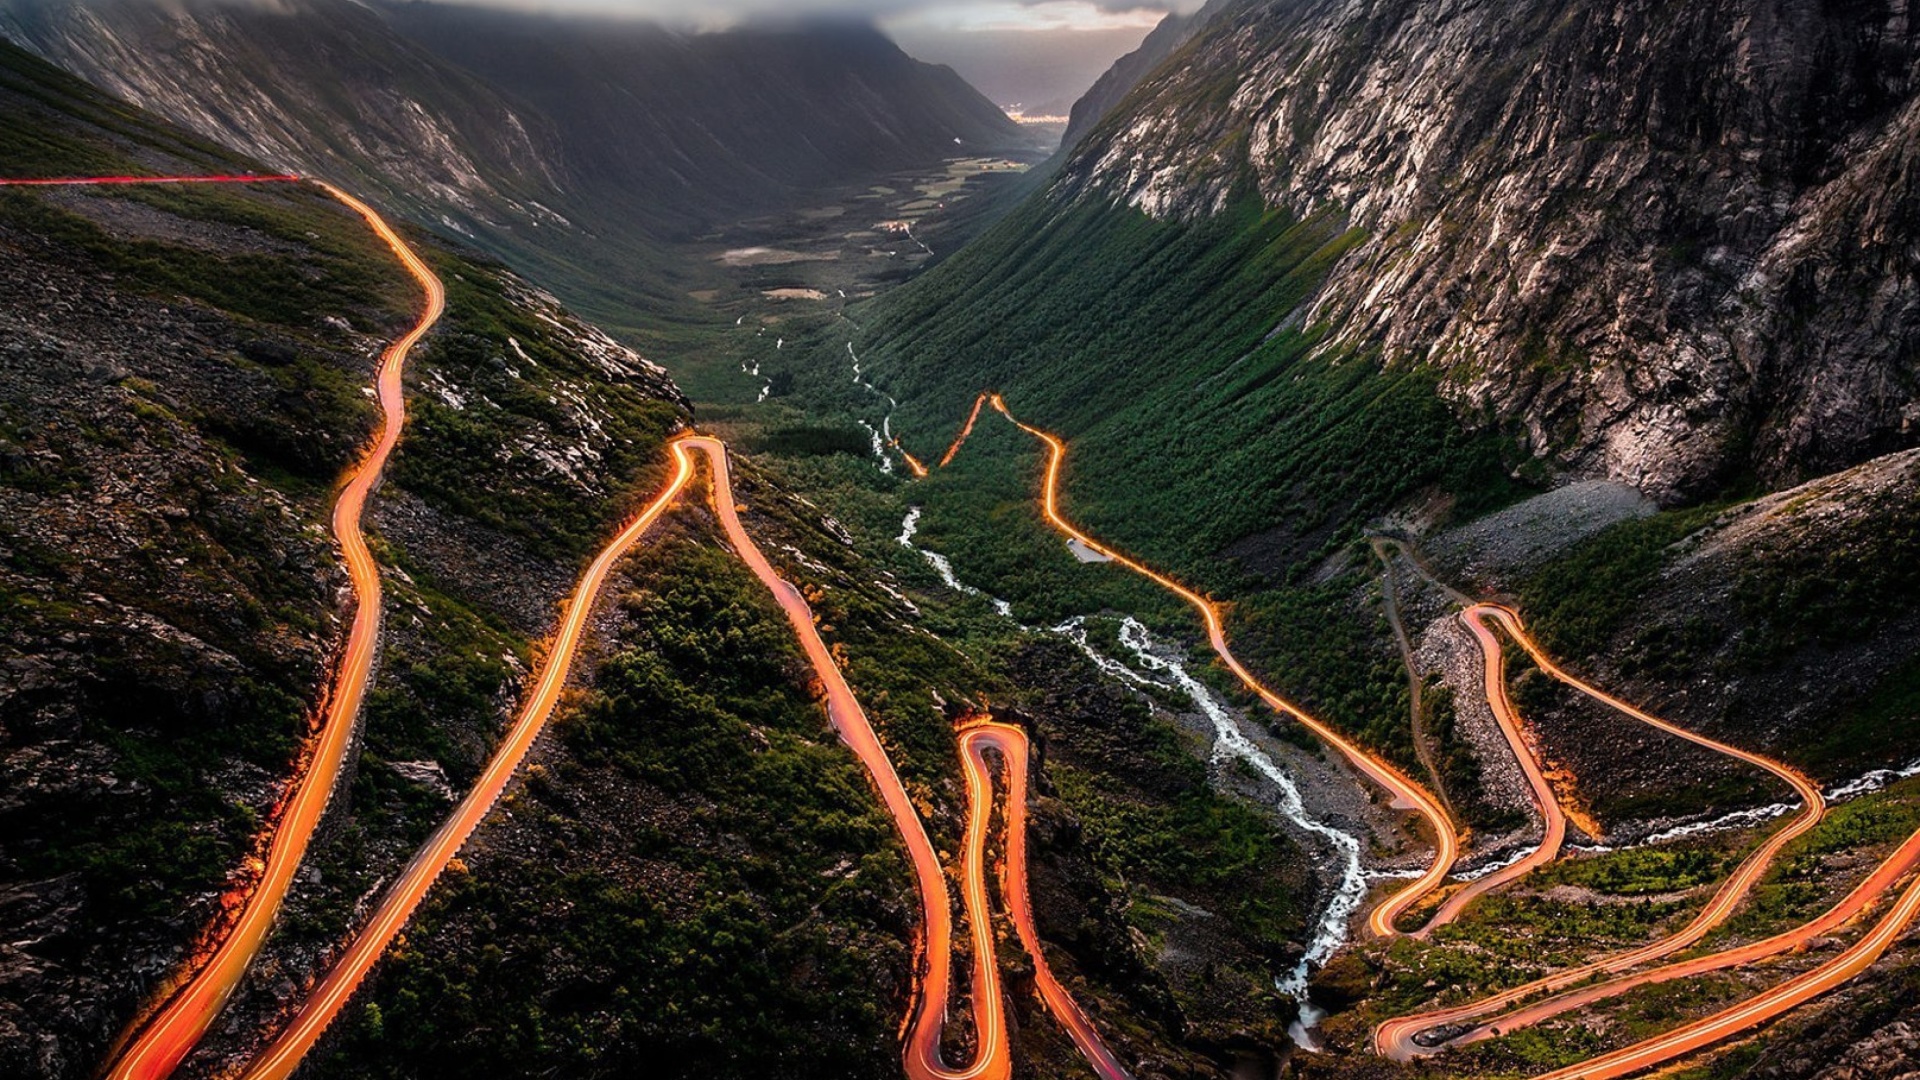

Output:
xmin=1053 ymin=753 xmax=1304 ymax=946
xmin=834 ymin=192 xmax=1525 ymax=592
xmin=1535 ymin=844 xmax=1730 ymax=896
xmin=0 ymin=41 xmax=256 ymax=180
xmin=1728 ymin=490 xmax=1920 ymax=665
xmin=1365 ymin=890 xmax=1699 ymax=1017
xmin=0 ymin=185 xmax=408 ymax=330
xmin=1711 ymin=780 xmax=1920 ymax=942
xmin=1519 ymin=503 xmax=1728 ymax=661
xmin=320 ymin=538 xmax=912 ymax=1080
xmin=392 ymin=255 xmax=685 ymax=560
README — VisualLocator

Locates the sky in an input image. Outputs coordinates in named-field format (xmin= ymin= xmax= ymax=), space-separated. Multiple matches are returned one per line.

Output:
xmin=453 ymin=0 xmax=1204 ymax=111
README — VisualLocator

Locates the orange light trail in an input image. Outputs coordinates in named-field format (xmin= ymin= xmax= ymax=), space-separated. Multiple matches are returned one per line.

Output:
xmin=1535 ymin=832 xmax=1920 ymax=1080
xmin=680 ymin=436 xmax=1010 ymax=1080
xmin=93 ymin=179 xmax=442 ymax=1080
xmin=1416 ymin=605 xmax=1569 ymax=932
xmin=893 ymin=438 xmax=931 ymax=478
xmin=1375 ymin=603 xmax=1826 ymax=1059
xmin=905 ymin=392 xmax=1905 ymax=1076
xmin=235 ymin=447 xmax=696 ymax=1080
xmin=974 ymin=395 xmax=1458 ymax=938
xmin=938 ymin=393 xmax=991 ymax=468
xmin=1458 ymin=823 xmax=1920 ymax=1061
xmin=960 ymin=719 xmax=1132 ymax=1079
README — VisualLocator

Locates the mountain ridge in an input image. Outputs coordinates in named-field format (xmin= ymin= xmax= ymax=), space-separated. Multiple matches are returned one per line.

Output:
xmin=0 ymin=0 xmax=1039 ymax=338
xmin=1051 ymin=0 xmax=1920 ymax=502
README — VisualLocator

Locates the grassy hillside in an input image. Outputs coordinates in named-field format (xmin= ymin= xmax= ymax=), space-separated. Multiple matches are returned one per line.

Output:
xmin=833 ymin=191 xmax=1525 ymax=592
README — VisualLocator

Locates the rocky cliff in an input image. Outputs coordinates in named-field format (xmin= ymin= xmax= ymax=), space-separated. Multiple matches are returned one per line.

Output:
xmin=1058 ymin=0 xmax=1920 ymax=501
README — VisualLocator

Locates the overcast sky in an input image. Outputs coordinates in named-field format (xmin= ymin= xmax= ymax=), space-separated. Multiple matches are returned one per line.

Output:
xmin=464 ymin=0 xmax=1198 ymax=30
xmin=454 ymin=0 xmax=1205 ymax=109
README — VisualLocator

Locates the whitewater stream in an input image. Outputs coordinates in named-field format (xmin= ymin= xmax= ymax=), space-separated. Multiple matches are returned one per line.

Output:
xmin=898 ymin=509 xmax=1360 ymax=1046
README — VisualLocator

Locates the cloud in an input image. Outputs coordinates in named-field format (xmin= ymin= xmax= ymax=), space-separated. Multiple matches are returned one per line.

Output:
xmin=449 ymin=0 xmax=1201 ymax=32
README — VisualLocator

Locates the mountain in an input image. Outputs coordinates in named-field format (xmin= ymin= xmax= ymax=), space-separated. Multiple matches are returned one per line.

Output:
xmin=1059 ymin=3 xmax=1214 ymax=153
xmin=818 ymin=1 xmax=1920 ymax=1071
xmin=382 ymin=4 xmax=1032 ymax=232
xmin=0 ymin=0 xmax=1037 ymax=336
xmin=1054 ymin=0 xmax=1919 ymax=502
xmin=862 ymin=0 xmax=1919 ymax=584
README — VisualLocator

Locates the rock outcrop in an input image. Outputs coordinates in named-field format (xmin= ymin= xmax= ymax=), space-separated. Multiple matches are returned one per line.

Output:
xmin=1059 ymin=0 xmax=1920 ymax=501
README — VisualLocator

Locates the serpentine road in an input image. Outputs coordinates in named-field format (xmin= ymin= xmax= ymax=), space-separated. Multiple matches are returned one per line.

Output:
xmin=1375 ymin=604 xmax=1827 ymax=1060
xmin=234 ymin=444 xmax=696 ymax=1079
xmin=684 ymin=437 xmax=1127 ymax=1080
xmin=24 ymin=169 xmax=1918 ymax=1079
xmin=918 ymin=392 xmax=1920 ymax=1078
xmin=0 ymin=174 xmax=442 ymax=1080
xmin=1416 ymin=605 xmax=1570 ymax=932
xmin=234 ymin=436 xmax=1128 ymax=1080
xmin=960 ymin=719 xmax=1133 ymax=1079
xmin=973 ymin=396 xmax=1460 ymax=938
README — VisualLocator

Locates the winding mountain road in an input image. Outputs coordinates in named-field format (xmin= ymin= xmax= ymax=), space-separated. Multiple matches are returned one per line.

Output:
xmin=1415 ymin=605 xmax=1569 ymax=933
xmin=917 ymin=392 xmax=1920 ymax=1076
xmin=971 ymin=395 xmax=1459 ymax=938
xmin=235 ymin=445 xmax=696 ymax=1080
xmin=1375 ymin=602 xmax=1825 ymax=1059
xmin=34 ymin=167 xmax=1918 ymax=1079
xmin=1462 ymin=823 xmax=1920 ymax=1061
xmin=960 ymin=720 xmax=1132 ymax=1080
xmin=9 ymin=174 xmax=447 ymax=1080
xmin=684 ymin=436 xmax=1126 ymax=1080
xmin=1537 ymin=843 xmax=1920 ymax=1080
xmin=235 ymin=435 xmax=1128 ymax=1080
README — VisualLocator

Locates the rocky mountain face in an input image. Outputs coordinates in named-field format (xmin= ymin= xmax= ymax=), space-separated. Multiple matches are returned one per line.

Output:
xmin=1060 ymin=4 xmax=1211 ymax=153
xmin=382 ymin=5 xmax=1034 ymax=234
xmin=0 ymin=0 xmax=1037 ymax=330
xmin=1057 ymin=0 xmax=1920 ymax=501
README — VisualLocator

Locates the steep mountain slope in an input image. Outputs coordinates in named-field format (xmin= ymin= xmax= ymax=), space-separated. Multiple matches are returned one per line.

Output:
xmin=1060 ymin=3 xmax=1213 ymax=153
xmin=1055 ymin=0 xmax=1919 ymax=501
xmin=0 ymin=0 xmax=1036 ymax=335
xmin=0 ymin=38 xmax=700 ymax=1078
xmin=383 ymin=5 xmax=1031 ymax=232
xmin=839 ymin=0 xmax=1918 ymax=764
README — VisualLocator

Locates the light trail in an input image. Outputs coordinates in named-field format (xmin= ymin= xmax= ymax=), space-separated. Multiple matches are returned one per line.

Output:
xmin=938 ymin=393 xmax=991 ymax=468
xmin=1460 ymin=823 xmax=1920 ymax=1063
xmin=681 ymin=436 xmax=1124 ymax=1080
xmin=894 ymin=439 xmax=931 ymax=478
xmin=0 ymin=173 xmax=301 ymax=187
xmin=234 ymin=449 xmax=696 ymax=1080
xmin=975 ymin=395 xmax=1458 ymax=938
xmin=1374 ymin=603 xmax=1826 ymax=1059
xmin=241 ymin=438 xmax=1126 ymax=1079
xmin=1536 ymin=832 xmax=1920 ymax=1079
xmin=904 ymin=393 xmax=1906 ymax=1075
xmin=960 ymin=720 xmax=1132 ymax=1080
xmin=80 ymin=178 xmax=443 ymax=1080
xmin=1417 ymin=606 xmax=1570 ymax=931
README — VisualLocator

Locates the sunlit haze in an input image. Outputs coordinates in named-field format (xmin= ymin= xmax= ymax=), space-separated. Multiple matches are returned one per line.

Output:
xmin=454 ymin=0 xmax=1196 ymax=112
